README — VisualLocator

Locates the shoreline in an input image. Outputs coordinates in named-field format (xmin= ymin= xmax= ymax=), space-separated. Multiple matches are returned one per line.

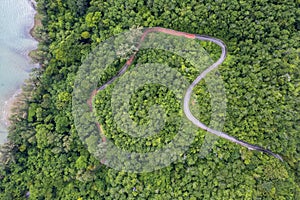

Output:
xmin=28 ymin=1 xmax=43 ymax=64
xmin=2 ymin=0 xmax=40 ymax=131
xmin=29 ymin=6 xmax=42 ymax=42
xmin=1 ymin=89 xmax=22 ymax=128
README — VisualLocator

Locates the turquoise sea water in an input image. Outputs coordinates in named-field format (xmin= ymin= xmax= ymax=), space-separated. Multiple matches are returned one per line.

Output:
xmin=0 ymin=0 xmax=37 ymax=144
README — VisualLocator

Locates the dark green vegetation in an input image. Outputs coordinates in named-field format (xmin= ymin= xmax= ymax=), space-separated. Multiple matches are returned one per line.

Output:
xmin=0 ymin=0 xmax=299 ymax=199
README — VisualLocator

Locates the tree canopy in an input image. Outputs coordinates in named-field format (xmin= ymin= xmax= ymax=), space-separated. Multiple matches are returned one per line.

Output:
xmin=0 ymin=0 xmax=299 ymax=199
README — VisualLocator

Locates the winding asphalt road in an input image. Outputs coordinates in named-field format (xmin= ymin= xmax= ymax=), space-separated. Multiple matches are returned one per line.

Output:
xmin=91 ymin=27 xmax=283 ymax=161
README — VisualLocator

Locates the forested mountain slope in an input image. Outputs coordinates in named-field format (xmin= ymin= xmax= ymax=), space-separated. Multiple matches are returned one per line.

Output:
xmin=0 ymin=0 xmax=299 ymax=199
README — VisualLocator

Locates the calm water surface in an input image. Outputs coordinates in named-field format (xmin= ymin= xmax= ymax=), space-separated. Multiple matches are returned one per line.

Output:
xmin=0 ymin=0 xmax=37 ymax=144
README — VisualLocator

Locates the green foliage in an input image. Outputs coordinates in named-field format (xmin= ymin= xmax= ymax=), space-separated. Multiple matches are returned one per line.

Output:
xmin=27 ymin=103 xmax=38 ymax=122
xmin=81 ymin=31 xmax=90 ymax=39
xmin=0 ymin=0 xmax=299 ymax=199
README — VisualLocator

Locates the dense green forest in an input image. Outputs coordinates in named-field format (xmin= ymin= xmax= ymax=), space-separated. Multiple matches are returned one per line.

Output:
xmin=0 ymin=0 xmax=299 ymax=199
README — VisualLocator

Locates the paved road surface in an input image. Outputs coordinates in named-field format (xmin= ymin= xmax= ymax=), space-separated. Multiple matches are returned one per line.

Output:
xmin=92 ymin=27 xmax=283 ymax=161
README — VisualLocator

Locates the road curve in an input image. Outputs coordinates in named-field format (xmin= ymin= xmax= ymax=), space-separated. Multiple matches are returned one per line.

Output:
xmin=90 ymin=27 xmax=283 ymax=161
